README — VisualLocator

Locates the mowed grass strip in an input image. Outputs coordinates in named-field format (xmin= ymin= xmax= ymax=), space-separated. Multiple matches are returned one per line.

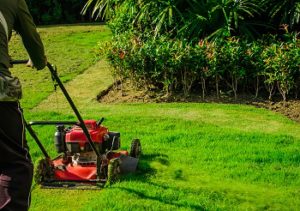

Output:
xmin=9 ymin=24 xmax=111 ymax=109
xmin=8 ymin=25 xmax=300 ymax=210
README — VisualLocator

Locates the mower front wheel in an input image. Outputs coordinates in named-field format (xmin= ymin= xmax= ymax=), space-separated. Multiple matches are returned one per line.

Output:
xmin=130 ymin=139 xmax=142 ymax=158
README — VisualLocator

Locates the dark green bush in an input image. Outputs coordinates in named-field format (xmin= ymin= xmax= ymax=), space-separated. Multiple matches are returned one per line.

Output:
xmin=26 ymin=0 xmax=92 ymax=25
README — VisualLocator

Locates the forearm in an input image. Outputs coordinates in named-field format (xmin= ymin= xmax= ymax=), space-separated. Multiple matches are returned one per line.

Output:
xmin=15 ymin=0 xmax=46 ymax=70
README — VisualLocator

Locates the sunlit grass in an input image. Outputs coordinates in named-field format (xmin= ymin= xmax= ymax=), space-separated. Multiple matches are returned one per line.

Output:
xmin=8 ymin=25 xmax=300 ymax=210
xmin=9 ymin=24 xmax=111 ymax=109
xmin=28 ymin=103 xmax=300 ymax=211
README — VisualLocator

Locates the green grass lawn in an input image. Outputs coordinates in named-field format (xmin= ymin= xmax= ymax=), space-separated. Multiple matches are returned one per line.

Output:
xmin=10 ymin=24 xmax=111 ymax=109
xmin=8 ymin=25 xmax=300 ymax=211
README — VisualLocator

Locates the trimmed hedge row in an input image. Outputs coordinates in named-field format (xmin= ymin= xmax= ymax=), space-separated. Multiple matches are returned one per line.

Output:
xmin=100 ymin=33 xmax=300 ymax=101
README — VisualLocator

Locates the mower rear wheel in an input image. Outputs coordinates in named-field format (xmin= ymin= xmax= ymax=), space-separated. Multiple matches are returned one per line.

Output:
xmin=130 ymin=139 xmax=142 ymax=158
xmin=107 ymin=158 xmax=121 ymax=185
xmin=34 ymin=158 xmax=53 ymax=185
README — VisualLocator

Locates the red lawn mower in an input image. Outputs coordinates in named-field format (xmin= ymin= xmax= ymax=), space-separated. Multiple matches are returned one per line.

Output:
xmin=12 ymin=60 xmax=142 ymax=188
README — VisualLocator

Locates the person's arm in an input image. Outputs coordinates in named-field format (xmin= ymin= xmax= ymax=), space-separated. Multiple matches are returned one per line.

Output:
xmin=14 ymin=0 xmax=46 ymax=70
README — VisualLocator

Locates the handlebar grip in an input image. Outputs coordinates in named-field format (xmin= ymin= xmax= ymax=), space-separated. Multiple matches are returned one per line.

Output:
xmin=10 ymin=60 xmax=28 ymax=65
xmin=11 ymin=60 xmax=52 ymax=70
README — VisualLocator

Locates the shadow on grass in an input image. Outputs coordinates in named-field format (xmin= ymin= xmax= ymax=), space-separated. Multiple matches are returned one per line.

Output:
xmin=126 ymin=153 xmax=171 ymax=180
xmin=117 ymin=153 xmax=205 ymax=210
xmin=141 ymin=153 xmax=170 ymax=166
xmin=118 ymin=186 xmax=205 ymax=210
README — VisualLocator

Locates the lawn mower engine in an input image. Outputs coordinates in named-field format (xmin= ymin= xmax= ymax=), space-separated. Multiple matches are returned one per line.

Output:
xmin=36 ymin=119 xmax=141 ymax=185
xmin=62 ymin=120 xmax=121 ymax=164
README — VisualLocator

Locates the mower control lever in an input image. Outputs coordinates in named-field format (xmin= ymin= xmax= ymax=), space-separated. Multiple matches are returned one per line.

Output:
xmin=96 ymin=118 xmax=105 ymax=126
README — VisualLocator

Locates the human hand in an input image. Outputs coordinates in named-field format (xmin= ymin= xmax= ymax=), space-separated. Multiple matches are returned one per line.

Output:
xmin=26 ymin=59 xmax=33 ymax=68
xmin=26 ymin=57 xmax=48 ymax=70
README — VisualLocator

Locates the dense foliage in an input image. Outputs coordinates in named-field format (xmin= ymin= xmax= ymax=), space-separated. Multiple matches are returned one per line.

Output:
xmin=100 ymin=33 xmax=299 ymax=101
xmin=26 ymin=0 xmax=92 ymax=24
xmin=86 ymin=0 xmax=300 ymax=39
xmin=87 ymin=0 xmax=300 ymax=101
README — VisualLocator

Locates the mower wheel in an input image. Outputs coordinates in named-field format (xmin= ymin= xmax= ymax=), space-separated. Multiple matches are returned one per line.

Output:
xmin=34 ymin=158 xmax=53 ymax=185
xmin=107 ymin=158 xmax=121 ymax=185
xmin=130 ymin=139 xmax=142 ymax=158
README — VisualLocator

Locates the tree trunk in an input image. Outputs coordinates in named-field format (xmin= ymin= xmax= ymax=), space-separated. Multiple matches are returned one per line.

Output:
xmin=255 ymin=76 xmax=259 ymax=99
xmin=182 ymin=69 xmax=188 ymax=97
xmin=216 ymin=75 xmax=220 ymax=99
xmin=267 ymin=83 xmax=275 ymax=101
xmin=232 ymin=76 xmax=238 ymax=100
xmin=201 ymin=76 xmax=206 ymax=99
xmin=277 ymin=81 xmax=287 ymax=103
xmin=182 ymin=69 xmax=189 ymax=98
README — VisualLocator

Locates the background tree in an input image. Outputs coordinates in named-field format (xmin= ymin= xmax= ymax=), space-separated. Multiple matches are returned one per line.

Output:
xmin=26 ymin=0 xmax=93 ymax=24
xmin=261 ymin=0 xmax=300 ymax=31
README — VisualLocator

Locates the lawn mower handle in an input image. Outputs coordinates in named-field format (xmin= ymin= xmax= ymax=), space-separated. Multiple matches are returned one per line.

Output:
xmin=28 ymin=121 xmax=78 ymax=126
xmin=46 ymin=63 xmax=101 ymax=159
xmin=11 ymin=60 xmax=102 ymax=160
xmin=10 ymin=60 xmax=28 ymax=65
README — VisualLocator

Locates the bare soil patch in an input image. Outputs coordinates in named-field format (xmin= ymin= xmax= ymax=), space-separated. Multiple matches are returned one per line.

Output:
xmin=253 ymin=100 xmax=300 ymax=122
xmin=98 ymin=80 xmax=300 ymax=122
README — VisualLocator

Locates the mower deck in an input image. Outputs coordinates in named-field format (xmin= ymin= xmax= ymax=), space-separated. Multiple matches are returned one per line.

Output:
xmin=50 ymin=151 xmax=129 ymax=182
xmin=53 ymin=158 xmax=98 ymax=181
